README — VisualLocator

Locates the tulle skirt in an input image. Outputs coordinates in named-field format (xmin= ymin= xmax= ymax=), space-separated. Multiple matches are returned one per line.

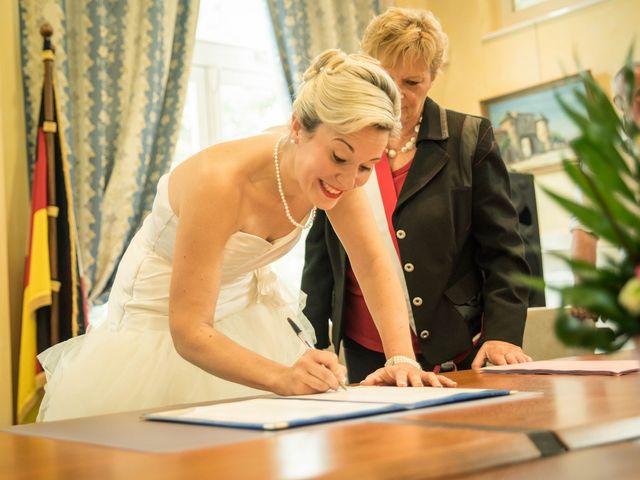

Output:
xmin=37 ymin=270 xmax=312 ymax=422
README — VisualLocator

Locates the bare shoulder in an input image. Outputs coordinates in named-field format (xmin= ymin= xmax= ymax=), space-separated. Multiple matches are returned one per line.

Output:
xmin=168 ymin=133 xmax=278 ymax=219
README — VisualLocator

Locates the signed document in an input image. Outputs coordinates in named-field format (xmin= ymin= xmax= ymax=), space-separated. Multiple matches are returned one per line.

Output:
xmin=144 ymin=386 xmax=511 ymax=430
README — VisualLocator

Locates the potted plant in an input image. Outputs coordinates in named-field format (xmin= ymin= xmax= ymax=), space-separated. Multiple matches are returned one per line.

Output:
xmin=523 ymin=51 xmax=640 ymax=353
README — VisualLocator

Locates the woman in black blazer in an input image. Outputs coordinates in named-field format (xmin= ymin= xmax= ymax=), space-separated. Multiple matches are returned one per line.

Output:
xmin=301 ymin=7 xmax=532 ymax=382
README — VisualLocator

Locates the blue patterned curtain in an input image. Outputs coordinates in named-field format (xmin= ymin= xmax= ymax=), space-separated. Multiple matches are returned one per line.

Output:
xmin=267 ymin=0 xmax=387 ymax=97
xmin=19 ymin=0 xmax=199 ymax=306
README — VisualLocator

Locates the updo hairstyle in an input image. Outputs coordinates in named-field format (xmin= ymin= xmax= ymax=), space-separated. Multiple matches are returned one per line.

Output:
xmin=361 ymin=7 xmax=448 ymax=79
xmin=292 ymin=49 xmax=401 ymax=137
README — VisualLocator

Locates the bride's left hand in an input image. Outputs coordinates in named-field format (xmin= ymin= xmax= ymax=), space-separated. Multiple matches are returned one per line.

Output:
xmin=360 ymin=364 xmax=457 ymax=388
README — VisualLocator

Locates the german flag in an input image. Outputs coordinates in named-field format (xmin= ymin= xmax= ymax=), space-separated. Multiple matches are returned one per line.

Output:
xmin=17 ymin=129 xmax=51 ymax=423
xmin=17 ymin=26 xmax=87 ymax=424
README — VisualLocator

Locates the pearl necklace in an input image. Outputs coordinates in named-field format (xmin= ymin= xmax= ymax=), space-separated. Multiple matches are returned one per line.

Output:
xmin=385 ymin=116 xmax=422 ymax=159
xmin=273 ymin=135 xmax=317 ymax=229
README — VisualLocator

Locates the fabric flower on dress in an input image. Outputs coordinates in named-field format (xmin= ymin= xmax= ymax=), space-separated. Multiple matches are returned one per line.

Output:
xmin=255 ymin=267 xmax=287 ymax=308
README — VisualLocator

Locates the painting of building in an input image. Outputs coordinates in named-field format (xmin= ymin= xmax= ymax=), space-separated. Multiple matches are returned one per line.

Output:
xmin=481 ymin=74 xmax=587 ymax=172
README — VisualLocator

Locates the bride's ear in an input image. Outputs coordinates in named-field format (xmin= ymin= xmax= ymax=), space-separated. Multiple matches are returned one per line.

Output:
xmin=290 ymin=114 xmax=302 ymax=144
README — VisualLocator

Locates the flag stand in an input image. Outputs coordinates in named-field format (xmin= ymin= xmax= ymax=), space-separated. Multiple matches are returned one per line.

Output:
xmin=40 ymin=23 xmax=60 ymax=346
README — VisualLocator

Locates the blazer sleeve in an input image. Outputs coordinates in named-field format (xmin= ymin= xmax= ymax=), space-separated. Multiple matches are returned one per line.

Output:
xmin=301 ymin=209 xmax=334 ymax=349
xmin=471 ymin=118 xmax=530 ymax=345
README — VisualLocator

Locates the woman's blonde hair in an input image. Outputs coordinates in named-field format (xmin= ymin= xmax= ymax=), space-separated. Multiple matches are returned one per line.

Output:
xmin=293 ymin=49 xmax=401 ymax=137
xmin=361 ymin=7 xmax=448 ymax=78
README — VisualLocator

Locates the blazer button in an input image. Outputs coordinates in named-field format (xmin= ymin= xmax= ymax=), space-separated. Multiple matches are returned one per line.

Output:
xmin=396 ymin=229 xmax=406 ymax=239
xmin=412 ymin=297 xmax=423 ymax=306
xmin=420 ymin=329 xmax=430 ymax=340
xmin=403 ymin=263 xmax=414 ymax=272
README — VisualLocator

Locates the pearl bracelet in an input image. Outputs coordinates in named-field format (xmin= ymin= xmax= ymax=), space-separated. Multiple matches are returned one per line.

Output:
xmin=384 ymin=355 xmax=422 ymax=370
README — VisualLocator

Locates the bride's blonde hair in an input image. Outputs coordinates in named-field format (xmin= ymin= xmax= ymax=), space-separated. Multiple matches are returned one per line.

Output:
xmin=293 ymin=49 xmax=401 ymax=137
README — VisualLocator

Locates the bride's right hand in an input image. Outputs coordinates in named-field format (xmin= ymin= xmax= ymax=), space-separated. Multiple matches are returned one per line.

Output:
xmin=272 ymin=349 xmax=347 ymax=395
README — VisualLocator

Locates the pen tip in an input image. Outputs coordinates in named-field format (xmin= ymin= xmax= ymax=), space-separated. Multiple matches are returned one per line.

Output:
xmin=287 ymin=317 xmax=302 ymax=334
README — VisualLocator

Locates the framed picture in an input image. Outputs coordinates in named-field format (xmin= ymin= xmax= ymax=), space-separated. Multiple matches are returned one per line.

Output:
xmin=486 ymin=0 xmax=606 ymax=37
xmin=481 ymin=73 xmax=589 ymax=173
xmin=512 ymin=0 xmax=550 ymax=11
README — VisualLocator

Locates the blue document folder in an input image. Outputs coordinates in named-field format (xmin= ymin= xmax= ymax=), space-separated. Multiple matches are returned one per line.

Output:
xmin=144 ymin=386 xmax=511 ymax=431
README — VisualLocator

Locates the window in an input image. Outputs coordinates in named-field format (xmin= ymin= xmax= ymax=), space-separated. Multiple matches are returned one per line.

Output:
xmin=174 ymin=0 xmax=307 ymax=291
xmin=174 ymin=0 xmax=291 ymax=162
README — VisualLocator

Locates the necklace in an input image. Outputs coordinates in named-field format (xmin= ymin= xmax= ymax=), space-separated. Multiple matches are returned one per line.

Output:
xmin=273 ymin=135 xmax=317 ymax=229
xmin=385 ymin=116 xmax=422 ymax=159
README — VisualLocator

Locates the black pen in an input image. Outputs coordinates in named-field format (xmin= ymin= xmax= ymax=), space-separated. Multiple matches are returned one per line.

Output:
xmin=287 ymin=317 xmax=347 ymax=391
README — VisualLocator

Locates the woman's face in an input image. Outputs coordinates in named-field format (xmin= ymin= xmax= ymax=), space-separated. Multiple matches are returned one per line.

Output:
xmin=291 ymin=121 xmax=389 ymax=210
xmin=382 ymin=58 xmax=433 ymax=129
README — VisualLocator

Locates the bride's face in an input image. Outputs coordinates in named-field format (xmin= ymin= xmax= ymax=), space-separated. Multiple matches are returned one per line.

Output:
xmin=291 ymin=122 xmax=389 ymax=210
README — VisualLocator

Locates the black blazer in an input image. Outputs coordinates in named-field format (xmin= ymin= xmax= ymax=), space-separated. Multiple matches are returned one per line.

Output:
xmin=301 ymin=98 xmax=530 ymax=367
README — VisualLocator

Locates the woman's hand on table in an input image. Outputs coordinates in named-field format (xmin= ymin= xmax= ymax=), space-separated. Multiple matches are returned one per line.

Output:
xmin=360 ymin=364 xmax=457 ymax=388
xmin=471 ymin=340 xmax=532 ymax=370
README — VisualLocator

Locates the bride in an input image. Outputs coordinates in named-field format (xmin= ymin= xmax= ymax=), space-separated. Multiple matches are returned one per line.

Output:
xmin=38 ymin=49 xmax=456 ymax=422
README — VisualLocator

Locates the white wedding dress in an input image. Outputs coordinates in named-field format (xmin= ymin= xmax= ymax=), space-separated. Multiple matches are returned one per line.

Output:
xmin=38 ymin=173 xmax=312 ymax=421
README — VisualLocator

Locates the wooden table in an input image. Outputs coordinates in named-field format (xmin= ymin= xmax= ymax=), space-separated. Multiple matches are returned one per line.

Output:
xmin=0 ymin=422 xmax=544 ymax=479
xmin=2 ymin=354 xmax=639 ymax=479
xmin=397 ymin=353 xmax=640 ymax=450
xmin=450 ymin=440 xmax=640 ymax=480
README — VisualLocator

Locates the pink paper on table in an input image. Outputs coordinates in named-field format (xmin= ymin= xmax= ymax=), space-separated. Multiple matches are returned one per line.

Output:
xmin=481 ymin=360 xmax=640 ymax=376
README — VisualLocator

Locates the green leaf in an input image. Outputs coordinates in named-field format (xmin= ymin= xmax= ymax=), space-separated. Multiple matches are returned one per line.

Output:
xmin=575 ymin=142 xmax=631 ymax=183
xmin=563 ymin=160 xmax=639 ymax=235
xmin=556 ymin=94 xmax=591 ymax=133
xmin=577 ymin=77 xmax=623 ymax=134
xmin=560 ymin=285 xmax=629 ymax=320
xmin=511 ymin=273 xmax=546 ymax=292
xmin=547 ymin=252 xmax=627 ymax=287
xmin=570 ymin=137 xmax=632 ymax=189
xmin=541 ymin=187 xmax=615 ymax=240
xmin=554 ymin=310 xmax=618 ymax=351
xmin=541 ymin=186 xmax=640 ymax=260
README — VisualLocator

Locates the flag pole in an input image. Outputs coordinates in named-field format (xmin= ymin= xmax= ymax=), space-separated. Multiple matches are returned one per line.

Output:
xmin=40 ymin=24 xmax=60 ymax=345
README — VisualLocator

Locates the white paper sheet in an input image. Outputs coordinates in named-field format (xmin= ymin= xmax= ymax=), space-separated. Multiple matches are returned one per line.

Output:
xmin=292 ymin=386 xmax=498 ymax=404
xmin=482 ymin=359 xmax=640 ymax=375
